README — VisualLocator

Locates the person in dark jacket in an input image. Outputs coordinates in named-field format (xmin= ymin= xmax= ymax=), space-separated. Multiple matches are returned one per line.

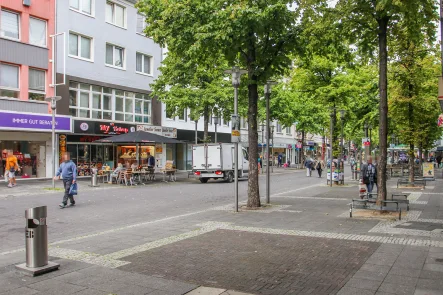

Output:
xmin=304 ymin=157 xmax=313 ymax=177
xmin=54 ymin=152 xmax=77 ymax=208
xmin=361 ymin=157 xmax=377 ymax=194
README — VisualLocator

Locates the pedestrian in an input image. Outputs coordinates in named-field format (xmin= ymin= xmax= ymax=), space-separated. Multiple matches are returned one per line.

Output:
xmin=278 ymin=153 xmax=283 ymax=167
xmin=304 ymin=157 xmax=312 ymax=177
xmin=316 ymin=159 xmax=324 ymax=178
xmin=437 ymin=155 xmax=442 ymax=168
xmin=361 ymin=157 xmax=377 ymax=194
xmin=5 ymin=150 xmax=19 ymax=188
xmin=54 ymin=152 xmax=77 ymax=209
xmin=147 ymin=152 xmax=155 ymax=168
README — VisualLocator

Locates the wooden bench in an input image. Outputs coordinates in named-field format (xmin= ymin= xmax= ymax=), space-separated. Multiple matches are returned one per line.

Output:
xmin=391 ymin=193 xmax=409 ymax=211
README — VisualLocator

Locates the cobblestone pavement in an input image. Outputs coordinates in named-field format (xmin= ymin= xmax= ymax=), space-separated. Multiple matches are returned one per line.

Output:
xmin=1 ymin=166 xmax=443 ymax=294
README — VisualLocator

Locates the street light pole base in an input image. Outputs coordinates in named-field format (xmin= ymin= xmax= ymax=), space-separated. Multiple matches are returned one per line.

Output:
xmin=16 ymin=261 xmax=60 ymax=277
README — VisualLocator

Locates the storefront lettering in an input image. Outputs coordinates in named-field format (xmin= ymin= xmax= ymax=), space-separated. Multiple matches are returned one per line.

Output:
xmin=98 ymin=124 xmax=129 ymax=134
xmin=12 ymin=118 xmax=58 ymax=126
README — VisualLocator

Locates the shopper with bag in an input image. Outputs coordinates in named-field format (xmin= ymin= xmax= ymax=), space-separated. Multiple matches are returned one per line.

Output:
xmin=54 ymin=152 xmax=77 ymax=208
xmin=5 ymin=150 xmax=19 ymax=188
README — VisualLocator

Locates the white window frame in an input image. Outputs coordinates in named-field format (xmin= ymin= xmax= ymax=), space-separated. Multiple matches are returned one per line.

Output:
xmin=136 ymin=51 xmax=153 ymax=76
xmin=223 ymin=118 xmax=229 ymax=127
xmin=69 ymin=0 xmax=95 ymax=17
xmin=105 ymin=42 xmax=126 ymax=70
xmin=165 ymin=105 xmax=175 ymax=120
xmin=1 ymin=9 xmax=20 ymax=41
xmin=0 ymin=63 xmax=20 ymax=99
xmin=29 ymin=17 xmax=47 ymax=47
xmin=285 ymin=126 xmax=291 ymax=135
xmin=178 ymin=109 xmax=187 ymax=122
xmin=136 ymin=13 xmax=146 ymax=35
xmin=28 ymin=68 xmax=46 ymax=100
xmin=105 ymin=1 xmax=127 ymax=29
xmin=68 ymin=31 xmax=94 ymax=62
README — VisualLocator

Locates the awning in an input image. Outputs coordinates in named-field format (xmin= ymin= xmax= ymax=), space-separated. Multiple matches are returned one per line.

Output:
xmin=94 ymin=131 xmax=183 ymax=144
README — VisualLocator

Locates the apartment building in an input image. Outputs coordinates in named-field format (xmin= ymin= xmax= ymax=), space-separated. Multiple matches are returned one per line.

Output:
xmin=0 ymin=0 xmax=71 ymax=178
xmin=54 ymin=0 xmax=167 ymax=174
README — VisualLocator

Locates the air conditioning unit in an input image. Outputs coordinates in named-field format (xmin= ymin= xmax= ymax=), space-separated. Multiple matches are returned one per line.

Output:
xmin=23 ymin=0 xmax=31 ymax=6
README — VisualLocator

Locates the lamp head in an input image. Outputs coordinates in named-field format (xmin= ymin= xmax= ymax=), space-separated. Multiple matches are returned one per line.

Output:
xmin=45 ymin=96 xmax=62 ymax=110
xmin=224 ymin=66 xmax=247 ymax=87
xmin=212 ymin=116 xmax=219 ymax=125
xmin=264 ymin=80 xmax=278 ymax=94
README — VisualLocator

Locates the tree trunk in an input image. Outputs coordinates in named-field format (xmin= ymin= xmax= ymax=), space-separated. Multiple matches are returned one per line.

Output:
xmin=408 ymin=144 xmax=414 ymax=183
xmin=376 ymin=16 xmax=390 ymax=205
xmin=203 ymin=105 xmax=209 ymax=142
xmin=247 ymin=81 xmax=260 ymax=208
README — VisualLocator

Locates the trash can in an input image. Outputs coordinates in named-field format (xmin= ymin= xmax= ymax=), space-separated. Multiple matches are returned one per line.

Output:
xmin=25 ymin=206 xmax=48 ymax=268
xmin=90 ymin=168 xmax=99 ymax=187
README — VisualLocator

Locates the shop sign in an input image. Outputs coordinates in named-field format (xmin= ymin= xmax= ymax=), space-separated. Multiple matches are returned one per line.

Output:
xmin=74 ymin=120 xmax=136 ymax=135
xmin=0 ymin=111 xmax=72 ymax=133
xmin=136 ymin=125 xmax=177 ymax=138
xmin=155 ymin=144 xmax=163 ymax=153
xmin=296 ymin=142 xmax=302 ymax=149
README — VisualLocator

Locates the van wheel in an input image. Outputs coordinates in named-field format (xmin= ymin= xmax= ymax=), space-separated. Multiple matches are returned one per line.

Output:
xmin=200 ymin=178 xmax=208 ymax=183
xmin=226 ymin=172 xmax=234 ymax=183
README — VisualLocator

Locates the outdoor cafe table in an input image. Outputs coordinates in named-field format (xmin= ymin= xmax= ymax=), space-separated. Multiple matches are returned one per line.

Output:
xmin=99 ymin=170 xmax=112 ymax=183
xmin=132 ymin=170 xmax=149 ymax=185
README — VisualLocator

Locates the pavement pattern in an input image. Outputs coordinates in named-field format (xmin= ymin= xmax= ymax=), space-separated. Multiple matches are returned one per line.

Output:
xmin=0 ymin=167 xmax=443 ymax=294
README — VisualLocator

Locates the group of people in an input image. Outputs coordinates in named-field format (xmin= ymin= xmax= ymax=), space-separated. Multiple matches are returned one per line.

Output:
xmin=304 ymin=158 xmax=326 ymax=178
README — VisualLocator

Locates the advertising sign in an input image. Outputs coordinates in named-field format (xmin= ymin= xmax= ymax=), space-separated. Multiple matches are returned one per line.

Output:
xmin=438 ymin=114 xmax=443 ymax=127
xmin=136 ymin=125 xmax=177 ymax=138
xmin=422 ymin=162 xmax=434 ymax=178
xmin=362 ymin=137 xmax=370 ymax=146
xmin=74 ymin=120 xmax=136 ymax=135
xmin=231 ymin=114 xmax=240 ymax=143
xmin=0 ymin=111 xmax=72 ymax=133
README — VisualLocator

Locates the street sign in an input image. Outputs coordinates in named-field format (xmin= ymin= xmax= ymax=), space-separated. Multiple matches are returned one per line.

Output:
xmin=362 ymin=137 xmax=370 ymax=146
xmin=231 ymin=114 xmax=240 ymax=142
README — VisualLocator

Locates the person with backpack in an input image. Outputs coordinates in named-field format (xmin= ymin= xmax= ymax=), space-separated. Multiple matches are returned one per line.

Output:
xmin=361 ymin=157 xmax=377 ymax=194
xmin=54 ymin=152 xmax=77 ymax=208
xmin=5 ymin=150 xmax=19 ymax=188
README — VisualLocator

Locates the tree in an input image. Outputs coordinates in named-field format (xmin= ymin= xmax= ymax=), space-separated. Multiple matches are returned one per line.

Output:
xmin=151 ymin=50 xmax=231 ymax=142
xmin=336 ymin=0 xmax=437 ymax=203
xmin=137 ymin=0 xmax=307 ymax=207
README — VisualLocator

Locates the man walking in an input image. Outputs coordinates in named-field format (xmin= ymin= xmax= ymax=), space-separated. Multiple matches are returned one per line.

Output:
xmin=54 ymin=152 xmax=77 ymax=208
xmin=361 ymin=157 xmax=377 ymax=194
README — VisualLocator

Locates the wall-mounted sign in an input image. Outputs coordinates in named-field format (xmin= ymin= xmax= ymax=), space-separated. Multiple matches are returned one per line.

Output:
xmin=74 ymin=120 xmax=136 ymax=135
xmin=136 ymin=125 xmax=177 ymax=138
xmin=0 ymin=111 xmax=72 ymax=133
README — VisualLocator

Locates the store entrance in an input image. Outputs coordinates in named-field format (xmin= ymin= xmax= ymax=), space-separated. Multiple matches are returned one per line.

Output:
xmin=1 ymin=141 xmax=46 ymax=178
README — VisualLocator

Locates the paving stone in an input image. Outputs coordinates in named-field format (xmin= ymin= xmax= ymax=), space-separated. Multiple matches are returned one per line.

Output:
xmin=413 ymin=289 xmax=443 ymax=295
xmin=352 ymin=270 xmax=387 ymax=282
xmin=119 ymin=230 xmax=380 ymax=295
xmin=419 ymin=270 xmax=443 ymax=280
xmin=62 ymin=288 xmax=108 ymax=295
xmin=146 ymin=291 xmax=176 ymax=295
xmin=359 ymin=264 xmax=391 ymax=275
xmin=344 ymin=278 xmax=382 ymax=291
xmin=375 ymin=292 xmax=396 ymax=295
xmin=222 ymin=290 xmax=255 ymax=295
xmin=186 ymin=286 xmax=226 ymax=295
xmin=388 ymin=266 xmax=421 ymax=278
xmin=27 ymin=279 xmax=86 ymax=294
xmin=416 ymin=279 xmax=443 ymax=291
xmin=0 ymin=287 xmax=38 ymax=295
xmin=378 ymin=282 xmax=416 ymax=295
xmin=0 ymin=277 xmax=26 ymax=293
xmin=423 ymin=263 xmax=443 ymax=273
xmin=336 ymin=287 xmax=376 ymax=295
xmin=383 ymin=274 xmax=419 ymax=286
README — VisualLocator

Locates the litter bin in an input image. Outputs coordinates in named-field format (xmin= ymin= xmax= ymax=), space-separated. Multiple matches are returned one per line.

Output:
xmin=25 ymin=206 xmax=48 ymax=268
xmin=90 ymin=168 xmax=99 ymax=187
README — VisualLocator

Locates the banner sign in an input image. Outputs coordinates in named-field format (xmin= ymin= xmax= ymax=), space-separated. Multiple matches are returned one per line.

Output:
xmin=0 ymin=111 xmax=72 ymax=133
xmin=422 ymin=162 xmax=434 ymax=178
xmin=74 ymin=120 xmax=135 ymax=135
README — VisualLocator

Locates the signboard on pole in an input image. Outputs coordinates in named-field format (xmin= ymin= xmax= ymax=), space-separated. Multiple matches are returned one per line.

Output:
xmin=231 ymin=114 xmax=240 ymax=142
xmin=362 ymin=137 xmax=370 ymax=146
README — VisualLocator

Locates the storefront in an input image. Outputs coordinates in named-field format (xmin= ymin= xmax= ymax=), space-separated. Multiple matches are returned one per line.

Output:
xmin=0 ymin=111 xmax=72 ymax=178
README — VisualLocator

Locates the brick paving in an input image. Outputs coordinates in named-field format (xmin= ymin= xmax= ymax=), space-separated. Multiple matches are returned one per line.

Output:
xmin=119 ymin=229 xmax=380 ymax=295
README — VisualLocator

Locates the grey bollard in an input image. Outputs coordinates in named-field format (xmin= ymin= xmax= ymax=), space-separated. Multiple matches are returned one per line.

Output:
xmin=89 ymin=168 xmax=99 ymax=187
xmin=16 ymin=206 xmax=59 ymax=276
xmin=26 ymin=206 xmax=48 ymax=268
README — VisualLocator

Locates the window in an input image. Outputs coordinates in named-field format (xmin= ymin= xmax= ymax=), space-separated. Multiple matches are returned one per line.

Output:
xmin=106 ymin=1 xmax=125 ymax=28
xmin=69 ymin=82 xmax=151 ymax=122
xmin=276 ymin=122 xmax=282 ymax=133
xmin=29 ymin=17 xmax=46 ymax=47
xmin=136 ymin=14 xmax=146 ymax=34
xmin=0 ymin=63 xmax=19 ymax=98
xmin=178 ymin=109 xmax=186 ymax=121
xmin=1 ymin=10 xmax=19 ymax=40
xmin=136 ymin=52 xmax=152 ymax=75
xmin=166 ymin=105 xmax=174 ymax=119
xmin=29 ymin=68 xmax=45 ymax=101
xmin=240 ymin=117 xmax=248 ymax=129
xmin=285 ymin=127 xmax=291 ymax=135
xmin=70 ymin=0 xmax=93 ymax=15
xmin=69 ymin=32 xmax=92 ymax=60
xmin=223 ymin=117 xmax=230 ymax=126
xmin=106 ymin=43 xmax=124 ymax=68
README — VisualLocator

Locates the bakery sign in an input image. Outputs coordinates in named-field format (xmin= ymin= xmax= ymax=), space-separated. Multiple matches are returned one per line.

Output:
xmin=137 ymin=125 xmax=177 ymax=138
xmin=74 ymin=120 xmax=136 ymax=135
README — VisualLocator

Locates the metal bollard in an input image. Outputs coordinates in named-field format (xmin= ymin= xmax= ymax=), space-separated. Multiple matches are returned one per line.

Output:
xmin=16 ymin=206 xmax=59 ymax=276
xmin=89 ymin=168 xmax=99 ymax=187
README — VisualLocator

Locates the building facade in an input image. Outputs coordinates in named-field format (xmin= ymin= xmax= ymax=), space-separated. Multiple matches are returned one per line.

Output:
xmin=54 ymin=0 xmax=165 ymax=174
xmin=0 ymin=0 xmax=70 ymax=178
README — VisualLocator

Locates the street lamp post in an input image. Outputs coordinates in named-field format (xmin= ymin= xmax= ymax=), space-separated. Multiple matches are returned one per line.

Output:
xmin=261 ymin=123 xmax=265 ymax=174
xmin=45 ymin=96 xmax=62 ymax=189
xmin=213 ymin=116 xmax=219 ymax=143
xmin=329 ymin=109 xmax=335 ymax=187
xmin=339 ymin=110 xmax=345 ymax=185
xmin=369 ymin=124 xmax=373 ymax=156
xmin=364 ymin=122 xmax=369 ymax=162
xmin=271 ymin=125 xmax=275 ymax=174
xmin=194 ymin=119 xmax=198 ymax=144
xmin=265 ymin=81 xmax=277 ymax=204
xmin=224 ymin=67 xmax=247 ymax=212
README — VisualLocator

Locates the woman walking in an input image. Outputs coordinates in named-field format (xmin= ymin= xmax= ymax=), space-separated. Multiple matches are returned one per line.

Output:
xmin=316 ymin=159 xmax=324 ymax=178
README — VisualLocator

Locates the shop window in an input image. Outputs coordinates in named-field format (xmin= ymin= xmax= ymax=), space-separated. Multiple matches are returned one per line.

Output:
xmin=0 ymin=63 xmax=19 ymax=99
xmin=1 ymin=10 xmax=20 ymax=40
xmin=106 ymin=43 xmax=125 ymax=68
xmin=69 ymin=32 xmax=92 ymax=61
xmin=70 ymin=0 xmax=93 ymax=16
xmin=106 ymin=1 xmax=126 ymax=28
xmin=0 ymin=141 xmax=46 ymax=178
xmin=136 ymin=52 xmax=152 ymax=75
xmin=29 ymin=68 xmax=46 ymax=101
xmin=29 ymin=17 xmax=47 ymax=47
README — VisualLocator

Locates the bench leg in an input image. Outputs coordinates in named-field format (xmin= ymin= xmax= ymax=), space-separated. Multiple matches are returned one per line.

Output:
xmin=349 ymin=204 xmax=353 ymax=218
xmin=407 ymin=204 xmax=409 ymax=211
